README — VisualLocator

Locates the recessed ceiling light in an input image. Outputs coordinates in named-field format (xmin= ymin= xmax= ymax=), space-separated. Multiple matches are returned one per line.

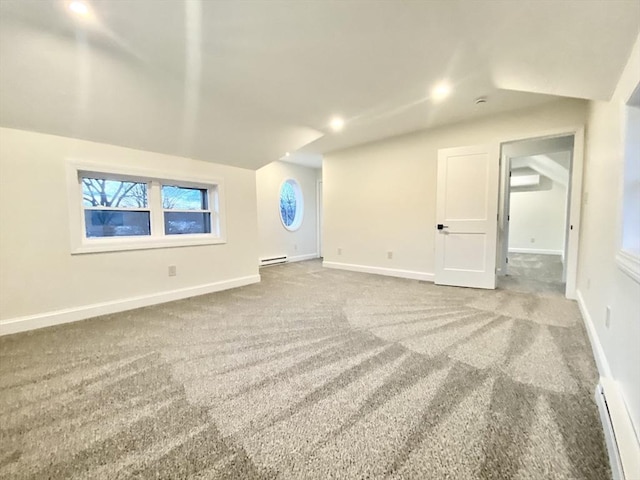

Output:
xmin=69 ymin=1 xmax=89 ymax=16
xmin=330 ymin=117 xmax=345 ymax=132
xmin=431 ymin=82 xmax=451 ymax=101
xmin=285 ymin=152 xmax=290 ymax=157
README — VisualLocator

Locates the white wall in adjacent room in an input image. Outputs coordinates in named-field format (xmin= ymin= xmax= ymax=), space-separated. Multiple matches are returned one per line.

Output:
xmin=322 ymin=98 xmax=587 ymax=278
xmin=508 ymin=179 xmax=567 ymax=254
xmin=0 ymin=128 xmax=260 ymax=332
xmin=255 ymin=161 xmax=319 ymax=262
xmin=578 ymin=33 xmax=640 ymax=466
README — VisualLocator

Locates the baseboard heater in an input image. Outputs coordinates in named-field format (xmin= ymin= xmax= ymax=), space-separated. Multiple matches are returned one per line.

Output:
xmin=595 ymin=378 xmax=640 ymax=480
xmin=260 ymin=256 xmax=287 ymax=267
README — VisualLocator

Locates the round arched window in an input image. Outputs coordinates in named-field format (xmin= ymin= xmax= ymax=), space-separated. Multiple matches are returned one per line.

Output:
xmin=279 ymin=179 xmax=304 ymax=231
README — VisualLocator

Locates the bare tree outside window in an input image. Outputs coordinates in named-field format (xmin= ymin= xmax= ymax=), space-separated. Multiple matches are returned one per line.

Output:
xmin=82 ymin=178 xmax=150 ymax=237
xmin=280 ymin=181 xmax=297 ymax=227
xmin=162 ymin=185 xmax=211 ymax=234
xmin=82 ymin=178 xmax=148 ymax=208
xmin=73 ymin=169 xmax=223 ymax=251
xmin=161 ymin=185 xmax=207 ymax=210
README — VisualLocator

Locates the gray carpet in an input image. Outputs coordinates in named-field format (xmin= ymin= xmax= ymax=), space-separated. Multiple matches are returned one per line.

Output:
xmin=500 ymin=253 xmax=565 ymax=295
xmin=0 ymin=260 xmax=610 ymax=479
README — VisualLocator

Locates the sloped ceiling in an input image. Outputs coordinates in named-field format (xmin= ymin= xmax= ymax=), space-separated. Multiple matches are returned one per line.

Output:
xmin=0 ymin=0 xmax=638 ymax=170
xmin=512 ymin=154 xmax=570 ymax=187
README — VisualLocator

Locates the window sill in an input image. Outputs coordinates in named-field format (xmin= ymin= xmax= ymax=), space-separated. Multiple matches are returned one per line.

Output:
xmin=616 ymin=249 xmax=640 ymax=284
xmin=71 ymin=235 xmax=226 ymax=255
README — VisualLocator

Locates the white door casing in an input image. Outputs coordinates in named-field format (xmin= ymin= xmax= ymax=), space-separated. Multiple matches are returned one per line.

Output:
xmin=317 ymin=179 xmax=323 ymax=257
xmin=435 ymin=144 xmax=500 ymax=289
xmin=494 ymin=127 xmax=583 ymax=299
xmin=497 ymin=153 xmax=512 ymax=276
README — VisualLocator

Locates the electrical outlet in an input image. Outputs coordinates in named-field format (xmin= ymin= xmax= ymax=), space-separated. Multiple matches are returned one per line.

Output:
xmin=387 ymin=251 xmax=393 ymax=260
xmin=168 ymin=265 xmax=177 ymax=277
xmin=605 ymin=306 xmax=611 ymax=328
xmin=530 ymin=238 xmax=536 ymax=243
xmin=337 ymin=248 xmax=342 ymax=255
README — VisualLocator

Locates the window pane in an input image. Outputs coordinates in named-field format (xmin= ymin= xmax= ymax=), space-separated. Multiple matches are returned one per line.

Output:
xmin=280 ymin=181 xmax=297 ymax=227
xmin=164 ymin=212 xmax=211 ymax=235
xmin=622 ymin=104 xmax=640 ymax=255
xmin=82 ymin=178 xmax=148 ymax=208
xmin=85 ymin=210 xmax=151 ymax=237
xmin=162 ymin=185 xmax=208 ymax=210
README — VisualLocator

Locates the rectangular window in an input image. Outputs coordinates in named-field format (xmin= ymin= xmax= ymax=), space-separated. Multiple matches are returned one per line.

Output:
xmin=68 ymin=162 xmax=225 ymax=254
xmin=621 ymin=102 xmax=640 ymax=257
xmin=616 ymin=85 xmax=640 ymax=283
xmin=82 ymin=178 xmax=151 ymax=237
xmin=162 ymin=185 xmax=212 ymax=235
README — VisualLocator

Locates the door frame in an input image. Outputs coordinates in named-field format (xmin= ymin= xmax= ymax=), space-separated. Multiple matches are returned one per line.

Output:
xmin=497 ymin=125 xmax=585 ymax=299
xmin=497 ymin=153 xmax=512 ymax=276
xmin=316 ymin=178 xmax=323 ymax=258
xmin=499 ymin=144 xmax=573 ymax=279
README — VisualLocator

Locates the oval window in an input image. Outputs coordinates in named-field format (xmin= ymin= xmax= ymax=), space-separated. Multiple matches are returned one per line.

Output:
xmin=279 ymin=179 xmax=303 ymax=231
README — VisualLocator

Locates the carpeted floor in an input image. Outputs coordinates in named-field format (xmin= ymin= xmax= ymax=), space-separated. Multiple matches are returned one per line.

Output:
xmin=500 ymin=253 xmax=565 ymax=295
xmin=0 ymin=259 xmax=610 ymax=479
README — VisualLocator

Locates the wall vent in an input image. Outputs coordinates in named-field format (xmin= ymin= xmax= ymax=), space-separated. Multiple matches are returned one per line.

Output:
xmin=260 ymin=256 xmax=287 ymax=267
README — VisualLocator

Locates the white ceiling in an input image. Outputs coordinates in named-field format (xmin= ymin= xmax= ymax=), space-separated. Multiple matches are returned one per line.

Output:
xmin=0 ymin=0 xmax=638 ymax=170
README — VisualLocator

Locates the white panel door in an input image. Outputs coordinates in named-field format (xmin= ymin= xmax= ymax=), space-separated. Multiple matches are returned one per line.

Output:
xmin=435 ymin=144 xmax=500 ymax=289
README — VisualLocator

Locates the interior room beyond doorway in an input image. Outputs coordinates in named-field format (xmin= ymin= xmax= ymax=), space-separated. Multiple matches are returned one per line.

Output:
xmin=498 ymin=134 xmax=575 ymax=295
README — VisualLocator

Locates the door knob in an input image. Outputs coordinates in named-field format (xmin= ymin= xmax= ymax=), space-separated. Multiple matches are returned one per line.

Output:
xmin=437 ymin=224 xmax=449 ymax=230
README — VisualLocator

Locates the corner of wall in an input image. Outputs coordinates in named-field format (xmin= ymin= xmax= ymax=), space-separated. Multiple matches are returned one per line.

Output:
xmin=256 ymin=160 xmax=320 ymax=263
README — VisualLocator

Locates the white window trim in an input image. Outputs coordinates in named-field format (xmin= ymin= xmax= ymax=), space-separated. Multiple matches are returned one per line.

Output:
xmin=67 ymin=160 xmax=227 ymax=254
xmin=616 ymin=85 xmax=640 ymax=284
xmin=279 ymin=178 xmax=304 ymax=232
xmin=616 ymin=250 xmax=640 ymax=284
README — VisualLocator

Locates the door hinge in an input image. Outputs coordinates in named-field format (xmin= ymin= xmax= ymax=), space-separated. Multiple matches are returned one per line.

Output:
xmin=507 ymin=215 xmax=510 ymax=221
xmin=506 ymin=257 xmax=509 ymax=263
xmin=509 ymin=171 xmax=512 ymax=177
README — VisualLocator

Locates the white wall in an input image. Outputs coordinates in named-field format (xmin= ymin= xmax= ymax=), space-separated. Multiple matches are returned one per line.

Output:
xmin=502 ymin=136 xmax=574 ymax=158
xmin=255 ymin=161 xmax=319 ymax=262
xmin=0 ymin=128 xmax=260 ymax=334
xmin=322 ymin=98 xmax=587 ymax=278
xmin=508 ymin=179 xmax=567 ymax=254
xmin=577 ymin=33 xmax=640 ymax=469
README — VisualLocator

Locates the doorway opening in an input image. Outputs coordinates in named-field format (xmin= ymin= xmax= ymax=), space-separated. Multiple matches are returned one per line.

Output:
xmin=497 ymin=134 xmax=576 ymax=296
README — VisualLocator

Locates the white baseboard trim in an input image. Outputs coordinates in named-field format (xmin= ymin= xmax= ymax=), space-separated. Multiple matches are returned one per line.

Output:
xmin=323 ymin=261 xmax=434 ymax=282
xmin=0 ymin=274 xmax=261 ymax=337
xmin=577 ymin=289 xmax=640 ymax=480
xmin=508 ymin=248 xmax=563 ymax=255
xmin=288 ymin=253 xmax=319 ymax=263
xmin=576 ymin=289 xmax=612 ymax=378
